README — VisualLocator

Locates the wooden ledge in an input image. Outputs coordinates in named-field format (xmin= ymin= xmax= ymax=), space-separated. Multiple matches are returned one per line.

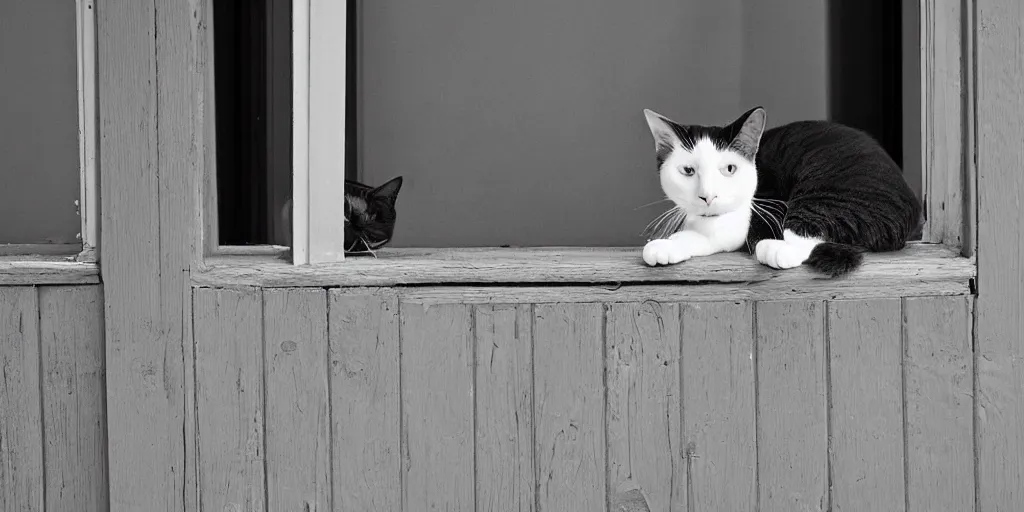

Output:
xmin=0 ymin=255 xmax=101 ymax=285
xmin=193 ymin=243 xmax=974 ymax=299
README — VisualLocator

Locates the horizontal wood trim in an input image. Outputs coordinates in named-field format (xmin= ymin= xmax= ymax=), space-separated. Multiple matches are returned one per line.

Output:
xmin=0 ymin=244 xmax=83 ymax=257
xmin=395 ymin=280 xmax=970 ymax=305
xmin=0 ymin=256 xmax=100 ymax=286
xmin=193 ymin=243 xmax=974 ymax=293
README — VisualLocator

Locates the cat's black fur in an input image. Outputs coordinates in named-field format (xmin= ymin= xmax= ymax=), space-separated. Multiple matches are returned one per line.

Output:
xmin=343 ymin=177 xmax=403 ymax=254
xmin=671 ymin=107 xmax=921 ymax=276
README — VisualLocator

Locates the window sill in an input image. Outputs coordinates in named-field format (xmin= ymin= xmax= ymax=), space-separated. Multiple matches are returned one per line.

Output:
xmin=0 ymin=255 xmax=101 ymax=286
xmin=193 ymin=243 xmax=974 ymax=301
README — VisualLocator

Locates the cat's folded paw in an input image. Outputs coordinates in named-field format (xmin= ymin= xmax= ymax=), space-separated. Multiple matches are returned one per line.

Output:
xmin=755 ymin=239 xmax=807 ymax=269
xmin=643 ymin=239 xmax=691 ymax=266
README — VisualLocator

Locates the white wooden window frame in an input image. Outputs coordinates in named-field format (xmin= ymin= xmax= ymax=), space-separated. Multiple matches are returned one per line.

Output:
xmin=291 ymin=0 xmax=347 ymax=265
xmin=76 ymin=0 xmax=100 ymax=261
xmin=204 ymin=0 xmax=973 ymax=267
xmin=0 ymin=0 xmax=99 ymax=261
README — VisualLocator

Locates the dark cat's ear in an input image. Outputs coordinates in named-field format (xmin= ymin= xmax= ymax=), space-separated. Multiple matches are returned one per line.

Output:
xmin=372 ymin=176 xmax=403 ymax=202
xmin=725 ymin=106 xmax=767 ymax=160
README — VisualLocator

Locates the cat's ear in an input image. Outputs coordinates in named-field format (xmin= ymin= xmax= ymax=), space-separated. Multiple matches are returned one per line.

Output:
xmin=726 ymin=106 xmax=767 ymax=160
xmin=643 ymin=109 xmax=684 ymax=148
xmin=644 ymin=109 xmax=689 ymax=166
xmin=372 ymin=176 xmax=403 ymax=202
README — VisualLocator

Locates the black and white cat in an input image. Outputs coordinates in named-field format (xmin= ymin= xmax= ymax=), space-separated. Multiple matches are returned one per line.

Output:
xmin=641 ymin=107 xmax=921 ymax=276
xmin=281 ymin=176 xmax=402 ymax=255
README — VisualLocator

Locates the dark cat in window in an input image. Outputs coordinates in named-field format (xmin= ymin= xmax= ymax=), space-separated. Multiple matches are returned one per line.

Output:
xmin=281 ymin=176 xmax=403 ymax=257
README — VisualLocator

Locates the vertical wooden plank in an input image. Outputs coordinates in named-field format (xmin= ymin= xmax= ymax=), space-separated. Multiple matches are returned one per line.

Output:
xmin=475 ymin=304 xmax=535 ymax=511
xmin=920 ymin=0 xmax=965 ymax=247
xmin=680 ymin=301 xmax=756 ymax=512
xmin=904 ymin=296 xmax=974 ymax=512
xmin=533 ymin=303 xmax=605 ymax=512
xmin=976 ymin=0 xmax=1024 ymax=508
xmin=756 ymin=300 xmax=827 ymax=512
xmin=99 ymin=0 xmax=203 ymax=508
xmin=0 ymin=287 xmax=43 ymax=512
xmin=39 ymin=286 xmax=108 ymax=512
xmin=606 ymin=302 xmax=683 ymax=510
xmin=193 ymin=288 xmax=265 ymax=512
xmin=827 ymin=299 xmax=904 ymax=511
xmin=329 ymin=289 xmax=401 ymax=511
xmin=263 ymin=289 xmax=330 ymax=511
xmin=401 ymin=302 xmax=474 ymax=510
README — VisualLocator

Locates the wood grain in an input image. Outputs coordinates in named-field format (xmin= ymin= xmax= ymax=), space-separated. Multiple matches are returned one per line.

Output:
xmin=0 ymin=257 xmax=99 ymax=286
xmin=755 ymin=300 xmax=828 ymax=512
xmin=328 ymin=289 xmax=401 ymax=510
xmin=193 ymin=288 xmax=265 ymax=512
xmin=0 ymin=287 xmax=43 ymax=512
xmin=920 ymin=0 xmax=966 ymax=248
xmin=399 ymin=278 xmax=971 ymax=305
xmin=680 ymin=301 xmax=756 ymax=512
xmin=533 ymin=303 xmax=605 ymax=512
xmin=263 ymin=289 xmax=331 ymax=511
xmin=903 ymin=296 xmax=974 ymax=512
xmin=826 ymin=299 xmax=904 ymax=511
xmin=400 ymin=302 xmax=474 ymax=511
xmin=39 ymin=286 xmax=108 ymax=512
xmin=474 ymin=304 xmax=535 ymax=511
xmin=606 ymin=302 xmax=683 ymax=511
xmin=99 ymin=0 xmax=204 ymax=508
xmin=194 ymin=243 xmax=974 ymax=289
xmin=975 ymin=0 xmax=1024 ymax=508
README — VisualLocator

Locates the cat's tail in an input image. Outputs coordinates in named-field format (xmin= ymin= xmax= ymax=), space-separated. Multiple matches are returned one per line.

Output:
xmin=805 ymin=242 xmax=865 ymax=277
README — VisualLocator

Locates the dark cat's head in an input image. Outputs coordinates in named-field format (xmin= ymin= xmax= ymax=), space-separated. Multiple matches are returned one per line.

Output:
xmin=344 ymin=176 xmax=402 ymax=254
xmin=642 ymin=106 xmax=767 ymax=218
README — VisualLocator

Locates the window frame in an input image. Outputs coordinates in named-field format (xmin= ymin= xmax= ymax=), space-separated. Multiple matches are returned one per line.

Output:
xmin=76 ymin=0 xmax=100 ymax=262
xmin=201 ymin=0 xmax=976 ymax=272
xmin=0 ymin=0 xmax=100 ymax=283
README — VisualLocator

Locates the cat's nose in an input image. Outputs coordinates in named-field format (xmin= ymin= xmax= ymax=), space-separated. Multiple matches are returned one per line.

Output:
xmin=698 ymin=195 xmax=715 ymax=205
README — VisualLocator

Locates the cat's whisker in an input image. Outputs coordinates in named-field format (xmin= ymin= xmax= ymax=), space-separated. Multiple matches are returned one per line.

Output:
xmin=752 ymin=199 xmax=787 ymax=220
xmin=754 ymin=203 xmax=786 ymax=220
xmin=751 ymin=203 xmax=783 ymax=239
xmin=642 ymin=206 xmax=680 ymax=237
xmin=634 ymin=198 xmax=673 ymax=210
xmin=649 ymin=209 xmax=684 ymax=239
xmin=753 ymin=203 xmax=785 ymax=235
xmin=653 ymin=210 xmax=686 ymax=239
xmin=753 ymin=200 xmax=787 ymax=217
xmin=754 ymin=197 xmax=787 ymax=206
xmin=359 ymin=235 xmax=379 ymax=258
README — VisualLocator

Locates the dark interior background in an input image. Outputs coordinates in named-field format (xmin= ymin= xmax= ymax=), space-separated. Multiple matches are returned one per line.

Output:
xmin=215 ymin=0 xmax=906 ymax=246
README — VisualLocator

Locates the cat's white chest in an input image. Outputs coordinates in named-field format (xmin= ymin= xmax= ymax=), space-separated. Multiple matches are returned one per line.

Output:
xmin=682 ymin=208 xmax=750 ymax=252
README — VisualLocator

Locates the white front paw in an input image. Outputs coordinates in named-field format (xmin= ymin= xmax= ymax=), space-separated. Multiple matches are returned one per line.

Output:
xmin=643 ymin=239 xmax=691 ymax=266
xmin=755 ymin=239 xmax=806 ymax=269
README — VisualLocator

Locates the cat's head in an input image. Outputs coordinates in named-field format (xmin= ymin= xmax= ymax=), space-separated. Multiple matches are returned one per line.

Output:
xmin=642 ymin=106 xmax=766 ymax=217
xmin=345 ymin=176 xmax=403 ymax=253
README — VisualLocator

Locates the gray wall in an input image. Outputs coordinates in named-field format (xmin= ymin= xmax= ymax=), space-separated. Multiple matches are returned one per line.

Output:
xmin=360 ymin=0 xmax=828 ymax=247
xmin=0 ymin=0 xmax=81 ymax=245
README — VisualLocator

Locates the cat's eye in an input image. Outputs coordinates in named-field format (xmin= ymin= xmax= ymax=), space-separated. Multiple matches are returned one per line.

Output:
xmin=679 ymin=166 xmax=696 ymax=176
xmin=722 ymin=164 xmax=737 ymax=176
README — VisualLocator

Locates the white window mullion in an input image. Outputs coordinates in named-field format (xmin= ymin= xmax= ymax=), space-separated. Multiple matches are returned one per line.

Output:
xmin=292 ymin=0 xmax=347 ymax=265
xmin=76 ymin=0 xmax=99 ymax=261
